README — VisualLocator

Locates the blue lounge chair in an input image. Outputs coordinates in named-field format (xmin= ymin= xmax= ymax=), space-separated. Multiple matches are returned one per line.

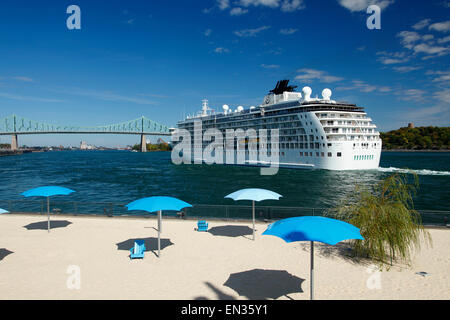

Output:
xmin=197 ymin=220 xmax=208 ymax=232
xmin=129 ymin=240 xmax=146 ymax=259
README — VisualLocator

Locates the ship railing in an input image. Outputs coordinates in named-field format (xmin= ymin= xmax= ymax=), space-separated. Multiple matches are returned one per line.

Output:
xmin=0 ymin=200 xmax=449 ymax=227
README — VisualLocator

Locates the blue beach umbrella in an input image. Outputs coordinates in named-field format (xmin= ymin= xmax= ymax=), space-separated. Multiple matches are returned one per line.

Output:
xmin=225 ymin=188 xmax=282 ymax=241
xmin=263 ymin=216 xmax=364 ymax=300
xmin=21 ymin=186 xmax=75 ymax=233
xmin=0 ymin=209 xmax=9 ymax=214
xmin=126 ymin=196 xmax=192 ymax=257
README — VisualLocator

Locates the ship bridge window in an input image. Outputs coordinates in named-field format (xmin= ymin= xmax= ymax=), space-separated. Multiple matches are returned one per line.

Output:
xmin=328 ymin=152 xmax=332 ymax=157
xmin=337 ymin=152 xmax=342 ymax=157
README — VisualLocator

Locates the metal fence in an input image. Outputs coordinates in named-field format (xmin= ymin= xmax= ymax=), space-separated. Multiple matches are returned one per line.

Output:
xmin=0 ymin=199 xmax=448 ymax=226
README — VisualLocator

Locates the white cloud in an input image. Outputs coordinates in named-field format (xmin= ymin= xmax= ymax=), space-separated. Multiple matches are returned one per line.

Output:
xmin=397 ymin=89 xmax=426 ymax=101
xmin=0 ymin=92 xmax=65 ymax=103
xmin=392 ymin=66 xmax=421 ymax=73
xmin=237 ymin=0 xmax=305 ymax=12
xmin=230 ymin=7 xmax=249 ymax=15
xmin=378 ymin=57 xmax=408 ymax=64
xmin=12 ymin=76 xmax=33 ymax=82
xmin=336 ymin=80 xmax=391 ymax=93
xmin=214 ymin=47 xmax=230 ymax=53
xmin=295 ymin=69 xmax=344 ymax=83
xmin=279 ymin=28 xmax=298 ymax=35
xmin=217 ymin=0 xmax=230 ymax=10
xmin=434 ymin=88 xmax=450 ymax=103
xmin=429 ymin=20 xmax=450 ymax=33
xmin=412 ymin=19 xmax=431 ymax=30
xmin=261 ymin=64 xmax=280 ymax=69
xmin=337 ymin=0 xmax=394 ymax=12
xmin=397 ymin=30 xmax=449 ymax=60
xmin=234 ymin=26 xmax=270 ymax=37
xmin=376 ymin=51 xmax=409 ymax=64
xmin=426 ymin=70 xmax=450 ymax=82
xmin=378 ymin=86 xmax=392 ymax=93
xmin=438 ymin=36 xmax=450 ymax=43
xmin=239 ymin=0 xmax=280 ymax=8
xmin=413 ymin=43 xmax=448 ymax=55
xmin=50 ymin=87 xmax=157 ymax=105
xmin=397 ymin=31 xmax=421 ymax=49
xmin=281 ymin=0 xmax=305 ymax=12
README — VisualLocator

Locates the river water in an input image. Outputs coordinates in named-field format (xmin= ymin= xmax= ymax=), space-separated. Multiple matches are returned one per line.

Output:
xmin=0 ymin=151 xmax=448 ymax=214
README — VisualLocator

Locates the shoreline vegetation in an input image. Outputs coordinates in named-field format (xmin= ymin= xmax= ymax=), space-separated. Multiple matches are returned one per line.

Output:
xmin=132 ymin=142 xmax=172 ymax=152
xmin=380 ymin=126 xmax=449 ymax=151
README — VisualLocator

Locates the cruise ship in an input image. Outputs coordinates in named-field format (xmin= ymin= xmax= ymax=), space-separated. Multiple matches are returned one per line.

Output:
xmin=174 ymin=80 xmax=382 ymax=170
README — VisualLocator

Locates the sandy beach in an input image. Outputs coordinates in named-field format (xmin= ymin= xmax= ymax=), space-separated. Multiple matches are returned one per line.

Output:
xmin=0 ymin=213 xmax=448 ymax=300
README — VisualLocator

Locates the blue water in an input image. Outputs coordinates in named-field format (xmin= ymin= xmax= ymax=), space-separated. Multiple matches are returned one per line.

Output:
xmin=0 ymin=150 xmax=448 ymax=211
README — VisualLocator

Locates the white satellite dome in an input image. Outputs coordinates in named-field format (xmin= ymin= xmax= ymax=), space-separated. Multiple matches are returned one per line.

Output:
xmin=222 ymin=104 xmax=229 ymax=114
xmin=302 ymin=86 xmax=312 ymax=100
xmin=322 ymin=88 xmax=332 ymax=101
xmin=237 ymin=106 xmax=244 ymax=112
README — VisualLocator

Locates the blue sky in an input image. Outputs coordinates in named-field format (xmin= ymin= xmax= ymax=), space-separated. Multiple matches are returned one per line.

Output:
xmin=0 ymin=0 xmax=449 ymax=147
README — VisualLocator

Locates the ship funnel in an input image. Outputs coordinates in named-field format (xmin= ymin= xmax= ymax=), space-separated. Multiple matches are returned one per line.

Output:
xmin=302 ymin=86 xmax=312 ymax=101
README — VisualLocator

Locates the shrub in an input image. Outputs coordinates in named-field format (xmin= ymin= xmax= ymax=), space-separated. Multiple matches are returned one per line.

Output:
xmin=328 ymin=172 xmax=432 ymax=270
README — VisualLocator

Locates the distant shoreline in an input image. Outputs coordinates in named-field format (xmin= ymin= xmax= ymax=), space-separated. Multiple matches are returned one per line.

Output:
xmin=382 ymin=149 xmax=450 ymax=153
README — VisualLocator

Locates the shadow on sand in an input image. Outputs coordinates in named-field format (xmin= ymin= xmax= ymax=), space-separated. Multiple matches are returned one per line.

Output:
xmin=116 ymin=237 xmax=174 ymax=257
xmin=298 ymin=241 xmax=373 ymax=267
xmin=223 ymin=268 xmax=304 ymax=300
xmin=23 ymin=220 xmax=72 ymax=231
xmin=207 ymin=225 xmax=254 ymax=239
xmin=0 ymin=248 xmax=13 ymax=261
xmin=194 ymin=282 xmax=237 ymax=300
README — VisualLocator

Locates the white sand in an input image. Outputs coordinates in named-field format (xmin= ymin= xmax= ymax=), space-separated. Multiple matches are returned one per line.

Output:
xmin=0 ymin=214 xmax=448 ymax=300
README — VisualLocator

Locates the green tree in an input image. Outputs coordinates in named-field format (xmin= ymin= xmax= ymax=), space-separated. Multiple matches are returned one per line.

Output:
xmin=328 ymin=172 xmax=432 ymax=270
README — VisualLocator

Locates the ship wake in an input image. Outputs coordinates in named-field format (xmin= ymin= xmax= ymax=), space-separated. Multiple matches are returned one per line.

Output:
xmin=378 ymin=167 xmax=450 ymax=176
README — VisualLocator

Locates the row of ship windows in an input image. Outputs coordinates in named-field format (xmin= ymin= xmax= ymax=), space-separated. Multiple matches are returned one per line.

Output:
xmin=237 ymin=151 xmax=342 ymax=157
xmin=299 ymin=152 xmax=341 ymax=158
xmin=354 ymin=155 xmax=374 ymax=160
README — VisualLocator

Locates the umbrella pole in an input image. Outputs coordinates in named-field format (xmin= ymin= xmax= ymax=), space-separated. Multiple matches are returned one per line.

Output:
xmin=158 ymin=210 xmax=161 ymax=257
xmin=310 ymin=241 xmax=314 ymax=300
xmin=252 ymin=200 xmax=255 ymax=241
xmin=47 ymin=197 xmax=50 ymax=233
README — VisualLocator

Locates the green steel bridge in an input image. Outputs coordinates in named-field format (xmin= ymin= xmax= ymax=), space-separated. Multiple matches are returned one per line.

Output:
xmin=0 ymin=115 xmax=172 ymax=152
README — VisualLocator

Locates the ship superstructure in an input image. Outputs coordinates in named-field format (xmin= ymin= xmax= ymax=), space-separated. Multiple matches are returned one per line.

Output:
xmin=174 ymin=80 xmax=382 ymax=170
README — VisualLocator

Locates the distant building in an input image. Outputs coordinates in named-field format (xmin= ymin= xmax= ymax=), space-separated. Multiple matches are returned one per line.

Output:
xmin=80 ymin=140 xmax=94 ymax=150
xmin=408 ymin=123 xmax=415 ymax=128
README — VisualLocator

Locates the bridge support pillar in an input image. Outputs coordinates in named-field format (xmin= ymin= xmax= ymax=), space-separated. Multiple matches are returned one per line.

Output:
xmin=11 ymin=134 xmax=18 ymax=151
xmin=140 ymin=134 xmax=147 ymax=152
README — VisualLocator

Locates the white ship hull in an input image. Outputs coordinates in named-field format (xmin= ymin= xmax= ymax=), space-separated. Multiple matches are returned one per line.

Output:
xmin=190 ymin=140 xmax=382 ymax=171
